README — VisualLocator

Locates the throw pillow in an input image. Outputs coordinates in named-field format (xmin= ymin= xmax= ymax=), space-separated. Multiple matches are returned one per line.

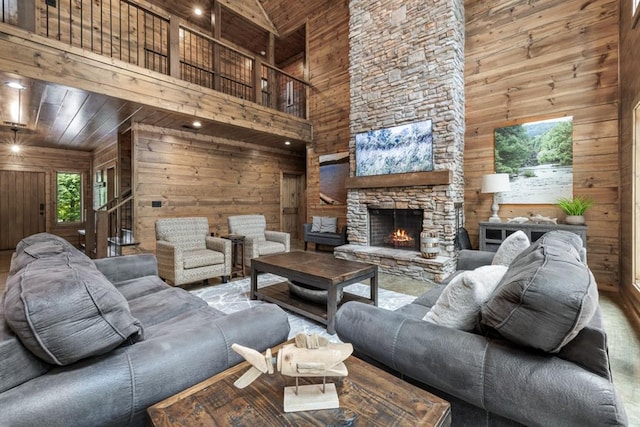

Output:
xmin=423 ymin=264 xmax=508 ymax=331
xmin=491 ymin=230 xmax=530 ymax=266
xmin=311 ymin=216 xmax=322 ymax=232
xmin=320 ymin=217 xmax=337 ymax=233
xmin=311 ymin=216 xmax=338 ymax=233
xmin=4 ymin=258 xmax=144 ymax=366
xmin=481 ymin=230 xmax=598 ymax=353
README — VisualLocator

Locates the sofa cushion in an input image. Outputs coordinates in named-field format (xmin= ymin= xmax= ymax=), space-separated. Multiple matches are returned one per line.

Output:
xmin=481 ymin=231 xmax=598 ymax=353
xmin=0 ymin=299 xmax=51 ymax=393
xmin=4 ymin=258 xmax=144 ymax=366
xmin=183 ymin=249 xmax=224 ymax=269
xmin=491 ymin=230 xmax=529 ymax=266
xmin=311 ymin=216 xmax=337 ymax=233
xmin=423 ymin=265 xmax=508 ymax=331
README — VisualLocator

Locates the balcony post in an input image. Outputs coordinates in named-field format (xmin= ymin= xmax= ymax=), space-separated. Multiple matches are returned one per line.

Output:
xmin=254 ymin=56 xmax=263 ymax=105
xmin=17 ymin=0 xmax=36 ymax=32
xmin=168 ymin=17 xmax=181 ymax=79
xmin=212 ymin=1 xmax=222 ymax=91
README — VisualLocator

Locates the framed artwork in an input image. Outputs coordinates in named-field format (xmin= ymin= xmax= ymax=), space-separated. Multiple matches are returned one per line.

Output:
xmin=319 ymin=152 xmax=349 ymax=205
xmin=354 ymin=119 xmax=433 ymax=177
xmin=494 ymin=117 xmax=573 ymax=204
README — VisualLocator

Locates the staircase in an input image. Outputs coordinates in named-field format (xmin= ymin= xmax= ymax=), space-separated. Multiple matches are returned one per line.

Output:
xmin=84 ymin=190 xmax=140 ymax=257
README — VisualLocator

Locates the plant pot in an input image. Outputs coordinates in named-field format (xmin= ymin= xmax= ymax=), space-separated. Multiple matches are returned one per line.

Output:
xmin=565 ymin=215 xmax=585 ymax=225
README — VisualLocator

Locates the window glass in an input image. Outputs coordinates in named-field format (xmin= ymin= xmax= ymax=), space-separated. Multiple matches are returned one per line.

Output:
xmin=56 ymin=172 xmax=82 ymax=223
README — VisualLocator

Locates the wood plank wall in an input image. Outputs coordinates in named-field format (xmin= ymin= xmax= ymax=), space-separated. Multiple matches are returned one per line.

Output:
xmin=0 ymin=146 xmax=91 ymax=245
xmin=464 ymin=0 xmax=620 ymax=291
xmin=305 ymin=0 xmax=350 ymax=227
xmin=131 ymin=124 xmax=304 ymax=252
xmin=619 ymin=1 xmax=640 ymax=313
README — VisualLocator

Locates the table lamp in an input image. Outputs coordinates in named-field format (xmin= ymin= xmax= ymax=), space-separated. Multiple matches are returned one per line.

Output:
xmin=481 ymin=173 xmax=511 ymax=222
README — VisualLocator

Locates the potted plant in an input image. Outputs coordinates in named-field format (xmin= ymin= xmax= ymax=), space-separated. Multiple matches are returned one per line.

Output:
xmin=556 ymin=195 xmax=594 ymax=225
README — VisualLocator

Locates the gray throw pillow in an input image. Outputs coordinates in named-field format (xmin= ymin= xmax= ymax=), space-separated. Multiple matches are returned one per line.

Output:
xmin=481 ymin=231 xmax=598 ymax=353
xmin=4 ymin=259 xmax=144 ymax=365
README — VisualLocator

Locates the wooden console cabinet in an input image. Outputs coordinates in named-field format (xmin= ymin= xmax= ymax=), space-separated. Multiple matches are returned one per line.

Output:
xmin=479 ymin=221 xmax=587 ymax=252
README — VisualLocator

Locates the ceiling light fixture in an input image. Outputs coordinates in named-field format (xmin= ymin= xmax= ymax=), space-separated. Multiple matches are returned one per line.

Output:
xmin=194 ymin=7 xmax=203 ymax=16
xmin=10 ymin=128 xmax=20 ymax=153
xmin=284 ymin=141 xmax=291 ymax=146
xmin=5 ymin=81 xmax=26 ymax=90
xmin=192 ymin=120 xmax=202 ymax=129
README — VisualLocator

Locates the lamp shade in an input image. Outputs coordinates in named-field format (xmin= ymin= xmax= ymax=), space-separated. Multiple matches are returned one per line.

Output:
xmin=481 ymin=173 xmax=511 ymax=193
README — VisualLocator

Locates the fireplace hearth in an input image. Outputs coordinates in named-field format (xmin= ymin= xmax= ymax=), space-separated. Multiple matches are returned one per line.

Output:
xmin=369 ymin=208 xmax=423 ymax=251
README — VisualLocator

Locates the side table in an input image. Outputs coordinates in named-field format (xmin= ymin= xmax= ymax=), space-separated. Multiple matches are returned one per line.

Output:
xmin=222 ymin=234 xmax=245 ymax=278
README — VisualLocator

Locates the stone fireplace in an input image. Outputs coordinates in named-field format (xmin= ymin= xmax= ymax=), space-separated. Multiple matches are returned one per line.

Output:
xmin=334 ymin=0 xmax=465 ymax=283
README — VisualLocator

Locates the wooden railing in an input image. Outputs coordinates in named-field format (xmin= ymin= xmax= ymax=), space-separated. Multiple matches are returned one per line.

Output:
xmin=2 ymin=0 xmax=309 ymax=119
xmin=91 ymin=189 xmax=135 ymax=257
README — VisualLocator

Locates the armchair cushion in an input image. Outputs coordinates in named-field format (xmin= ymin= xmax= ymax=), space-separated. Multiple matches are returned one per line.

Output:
xmin=481 ymin=231 xmax=598 ymax=353
xmin=183 ymin=249 xmax=225 ymax=269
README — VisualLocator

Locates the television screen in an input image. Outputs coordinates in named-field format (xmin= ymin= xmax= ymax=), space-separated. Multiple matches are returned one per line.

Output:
xmin=355 ymin=119 xmax=433 ymax=177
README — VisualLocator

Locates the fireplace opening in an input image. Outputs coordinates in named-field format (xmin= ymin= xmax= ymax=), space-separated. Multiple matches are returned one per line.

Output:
xmin=369 ymin=208 xmax=423 ymax=251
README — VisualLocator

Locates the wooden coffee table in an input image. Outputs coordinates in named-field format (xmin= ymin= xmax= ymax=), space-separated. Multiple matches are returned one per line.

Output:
xmin=250 ymin=251 xmax=378 ymax=334
xmin=147 ymin=342 xmax=451 ymax=426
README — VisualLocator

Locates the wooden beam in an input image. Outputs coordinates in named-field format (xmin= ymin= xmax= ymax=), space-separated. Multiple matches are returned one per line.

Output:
xmin=345 ymin=171 xmax=452 ymax=189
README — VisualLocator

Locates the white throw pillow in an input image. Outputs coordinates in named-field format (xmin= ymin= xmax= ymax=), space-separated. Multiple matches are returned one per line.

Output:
xmin=320 ymin=217 xmax=337 ymax=233
xmin=423 ymin=265 xmax=508 ymax=331
xmin=311 ymin=216 xmax=322 ymax=232
xmin=311 ymin=216 xmax=337 ymax=233
xmin=491 ymin=230 xmax=530 ymax=266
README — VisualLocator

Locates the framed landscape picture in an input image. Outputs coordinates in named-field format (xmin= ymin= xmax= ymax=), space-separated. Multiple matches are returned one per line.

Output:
xmin=355 ymin=119 xmax=433 ymax=177
xmin=494 ymin=117 xmax=573 ymax=204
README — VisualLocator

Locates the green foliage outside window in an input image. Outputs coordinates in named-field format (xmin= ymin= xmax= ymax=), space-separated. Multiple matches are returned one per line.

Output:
xmin=57 ymin=172 xmax=82 ymax=223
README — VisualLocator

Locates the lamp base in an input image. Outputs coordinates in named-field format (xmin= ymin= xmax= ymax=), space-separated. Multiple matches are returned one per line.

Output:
xmin=488 ymin=194 xmax=502 ymax=223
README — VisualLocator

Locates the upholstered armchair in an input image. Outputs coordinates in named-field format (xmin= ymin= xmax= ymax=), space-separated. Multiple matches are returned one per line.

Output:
xmin=155 ymin=217 xmax=232 ymax=286
xmin=227 ymin=215 xmax=290 ymax=266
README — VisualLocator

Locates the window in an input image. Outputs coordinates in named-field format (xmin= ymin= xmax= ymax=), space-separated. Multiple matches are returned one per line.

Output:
xmin=56 ymin=172 xmax=82 ymax=223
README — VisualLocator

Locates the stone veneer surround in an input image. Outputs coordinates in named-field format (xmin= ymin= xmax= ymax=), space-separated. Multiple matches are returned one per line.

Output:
xmin=336 ymin=0 xmax=465 ymax=282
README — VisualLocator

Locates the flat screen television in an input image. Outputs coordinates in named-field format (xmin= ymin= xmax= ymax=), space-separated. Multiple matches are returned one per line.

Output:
xmin=355 ymin=119 xmax=433 ymax=177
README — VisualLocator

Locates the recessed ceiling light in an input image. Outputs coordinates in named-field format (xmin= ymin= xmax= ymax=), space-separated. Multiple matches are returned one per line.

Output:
xmin=284 ymin=141 xmax=291 ymax=145
xmin=10 ymin=144 xmax=20 ymax=153
xmin=192 ymin=120 xmax=202 ymax=128
xmin=5 ymin=81 xmax=26 ymax=90
xmin=260 ymin=51 xmax=266 ymax=56
xmin=194 ymin=7 xmax=203 ymax=16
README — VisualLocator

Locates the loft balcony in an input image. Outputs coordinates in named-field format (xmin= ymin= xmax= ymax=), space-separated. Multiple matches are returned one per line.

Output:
xmin=0 ymin=0 xmax=313 ymax=148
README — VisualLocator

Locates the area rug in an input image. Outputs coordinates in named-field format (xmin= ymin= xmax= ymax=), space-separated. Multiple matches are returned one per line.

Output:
xmin=190 ymin=274 xmax=416 ymax=341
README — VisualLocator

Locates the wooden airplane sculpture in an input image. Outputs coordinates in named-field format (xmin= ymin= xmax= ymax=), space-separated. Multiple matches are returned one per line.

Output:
xmin=232 ymin=333 xmax=353 ymax=412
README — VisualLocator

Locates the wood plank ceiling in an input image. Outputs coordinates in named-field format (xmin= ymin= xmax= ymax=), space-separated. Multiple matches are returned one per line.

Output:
xmin=0 ymin=0 xmax=309 ymax=153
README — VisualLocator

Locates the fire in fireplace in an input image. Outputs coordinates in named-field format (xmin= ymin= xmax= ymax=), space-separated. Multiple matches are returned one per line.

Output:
xmin=369 ymin=208 xmax=423 ymax=251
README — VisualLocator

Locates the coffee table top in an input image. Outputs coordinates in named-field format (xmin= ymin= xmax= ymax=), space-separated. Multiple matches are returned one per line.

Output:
xmin=147 ymin=341 xmax=451 ymax=426
xmin=253 ymin=251 xmax=377 ymax=284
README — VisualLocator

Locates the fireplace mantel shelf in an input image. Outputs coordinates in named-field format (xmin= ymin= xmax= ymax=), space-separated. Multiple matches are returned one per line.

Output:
xmin=345 ymin=170 xmax=452 ymax=189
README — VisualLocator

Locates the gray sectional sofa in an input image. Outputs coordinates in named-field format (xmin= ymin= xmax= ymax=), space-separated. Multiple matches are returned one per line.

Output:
xmin=0 ymin=233 xmax=290 ymax=427
xmin=335 ymin=231 xmax=628 ymax=426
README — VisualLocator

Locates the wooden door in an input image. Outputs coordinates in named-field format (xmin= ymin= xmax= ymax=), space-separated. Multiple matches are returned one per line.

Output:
xmin=0 ymin=170 xmax=46 ymax=250
xmin=281 ymin=172 xmax=305 ymax=240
